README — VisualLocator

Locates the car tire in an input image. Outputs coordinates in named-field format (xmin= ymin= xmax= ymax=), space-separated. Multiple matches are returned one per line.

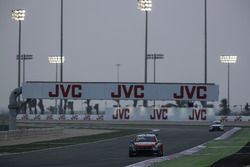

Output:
xmin=157 ymin=152 xmax=163 ymax=157
xmin=129 ymin=152 xmax=135 ymax=157
xmin=157 ymin=146 xmax=164 ymax=157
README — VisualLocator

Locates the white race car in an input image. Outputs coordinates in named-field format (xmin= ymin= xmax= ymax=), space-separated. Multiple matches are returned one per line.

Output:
xmin=209 ymin=120 xmax=224 ymax=131
xmin=129 ymin=133 xmax=163 ymax=157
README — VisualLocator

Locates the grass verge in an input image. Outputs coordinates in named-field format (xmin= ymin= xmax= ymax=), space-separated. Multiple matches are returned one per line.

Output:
xmin=0 ymin=129 xmax=143 ymax=153
xmin=153 ymin=128 xmax=250 ymax=167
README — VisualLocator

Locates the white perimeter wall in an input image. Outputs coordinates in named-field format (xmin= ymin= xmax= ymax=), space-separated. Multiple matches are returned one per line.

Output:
xmin=16 ymin=107 xmax=250 ymax=123
xmin=17 ymin=107 xmax=216 ymax=121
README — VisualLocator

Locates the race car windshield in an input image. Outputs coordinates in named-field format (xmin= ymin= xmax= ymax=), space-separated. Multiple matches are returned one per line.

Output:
xmin=135 ymin=136 xmax=156 ymax=142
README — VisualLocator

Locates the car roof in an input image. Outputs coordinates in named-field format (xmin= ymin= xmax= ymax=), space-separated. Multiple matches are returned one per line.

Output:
xmin=213 ymin=120 xmax=222 ymax=123
xmin=136 ymin=134 xmax=156 ymax=137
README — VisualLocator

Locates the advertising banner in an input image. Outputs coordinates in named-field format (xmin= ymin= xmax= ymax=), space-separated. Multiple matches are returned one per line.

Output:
xmin=104 ymin=107 xmax=215 ymax=121
xmin=22 ymin=82 xmax=219 ymax=101
xmin=17 ymin=107 xmax=215 ymax=122
xmin=16 ymin=114 xmax=104 ymax=121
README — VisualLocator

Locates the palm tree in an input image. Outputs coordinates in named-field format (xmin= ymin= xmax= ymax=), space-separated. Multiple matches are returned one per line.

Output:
xmin=219 ymin=98 xmax=230 ymax=115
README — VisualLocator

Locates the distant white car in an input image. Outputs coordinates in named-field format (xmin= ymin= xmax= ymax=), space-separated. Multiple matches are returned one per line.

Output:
xmin=209 ymin=120 xmax=224 ymax=131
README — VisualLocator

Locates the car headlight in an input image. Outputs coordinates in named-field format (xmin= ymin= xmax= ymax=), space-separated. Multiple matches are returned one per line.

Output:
xmin=129 ymin=144 xmax=135 ymax=150
xmin=153 ymin=144 xmax=160 ymax=151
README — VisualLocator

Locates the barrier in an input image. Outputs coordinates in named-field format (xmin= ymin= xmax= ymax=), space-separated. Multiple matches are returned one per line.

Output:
xmin=104 ymin=107 xmax=215 ymax=121
xmin=16 ymin=114 xmax=104 ymax=121
xmin=215 ymin=116 xmax=250 ymax=122
xmin=17 ymin=107 xmax=217 ymax=122
xmin=16 ymin=110 xmax=250 ymax=122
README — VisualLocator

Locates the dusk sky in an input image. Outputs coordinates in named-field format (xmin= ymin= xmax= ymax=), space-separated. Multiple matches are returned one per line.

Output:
xmin=0 ymin=0 xmax=249 ymax=110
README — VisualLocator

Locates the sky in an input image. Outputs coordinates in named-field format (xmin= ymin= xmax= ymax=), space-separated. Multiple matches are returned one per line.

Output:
xmin=0 ymin=0 xmax=250 ymax=110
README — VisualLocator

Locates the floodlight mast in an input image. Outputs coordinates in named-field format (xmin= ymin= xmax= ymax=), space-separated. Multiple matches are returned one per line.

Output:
xmin=60 ymin=0 xmax=64 ymax=114
xmin=204 ymin=0 xmax=207 ymax=84
xmin=16 ymin=54 xmax=33 ymax=83
xmin=48 ymin=56 xmax=65 ymax=114
xmin=115 ymin=64 xmax=121 ymax=83
xmin=220 ymin=55 xmax=237 ymax=111
xmin=147 ymin=54 xmax=164 ymax=82
xmin=137 ymin=0 xmax=152 ymax=107
xmin=11 ymin=9 xmax=26 ymax=89
xmin=147 ymin=53 xmax=164 ymax=107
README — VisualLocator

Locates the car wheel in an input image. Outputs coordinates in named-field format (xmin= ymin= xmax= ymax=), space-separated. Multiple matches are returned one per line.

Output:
xmin=157 ymin=146 xmax=163 ymax=157
xmin=157 ymin=152 xmax=163 ymax=157
xmin=129 ymin=152 xmax=135 ymax=157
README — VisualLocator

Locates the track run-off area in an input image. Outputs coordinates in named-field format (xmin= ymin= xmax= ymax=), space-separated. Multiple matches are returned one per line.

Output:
xmin=0 ymin=121 xmax=230 ymax=167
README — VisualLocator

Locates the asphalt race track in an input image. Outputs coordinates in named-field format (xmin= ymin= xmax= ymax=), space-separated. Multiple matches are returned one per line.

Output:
xmin=0 ymin=125 xmax=226 ymax=167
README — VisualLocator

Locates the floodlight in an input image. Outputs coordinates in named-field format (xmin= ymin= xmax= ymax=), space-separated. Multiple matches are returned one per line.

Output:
xmin=11 ymin=9 xmax=26 ymax=21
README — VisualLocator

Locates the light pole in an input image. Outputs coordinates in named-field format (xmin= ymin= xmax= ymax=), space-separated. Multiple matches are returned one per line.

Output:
xmin=11 ymin=9 xmax=25 ymax=89
xmin=16 ymin=54 xmax=33 ymax=82
xmin=60 ymin=0 xmax=63 ymax=83
xmin=204 ymin=0 xmax=207 ymax=84
xmin=220 ymin=55 xmax=237 ymax=111
xmin=48 ymin=56 xmax=65 ymax=114
xmin=115 ymin=64 xmax=121 ymax=107
xmin=147 ymin=53 xmax=164 ymax=107
xmin=137 ymin=0 xmax=152 ymax=107
xmin=60 ymin=0 xmax=64 ymax=114
xmin=115 ymin=64 xmax=121 ymax=83
xmin=147 ymin=54 xmax=164 ymax=83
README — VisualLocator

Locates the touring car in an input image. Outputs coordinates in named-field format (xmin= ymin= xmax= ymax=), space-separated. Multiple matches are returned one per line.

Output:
xmin=129 ymin=133 xmax=163 ymax=157
xmin=209 ymin=120 xmax=224 ymax=131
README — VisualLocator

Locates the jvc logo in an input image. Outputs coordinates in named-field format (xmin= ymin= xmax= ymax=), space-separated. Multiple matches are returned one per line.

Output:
xmin=49 ymin=84 xmax=82 ymax=98
xmin=150 ymin=109 xmax=168 ymax=120
xmin=83 ymin=115 xmax=91 ymax=121
xmin=189 ymin=109 xmax=206 ymax=120
xmin=112 ymin=108 xmax=130 ymax=120
xmin=173 ymin=86 xmax=207 ymax=100
xmin=96 ymin=115 xmax=104 ymax=121
xmin=111 ymin=85 xmax=144 ymax=99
